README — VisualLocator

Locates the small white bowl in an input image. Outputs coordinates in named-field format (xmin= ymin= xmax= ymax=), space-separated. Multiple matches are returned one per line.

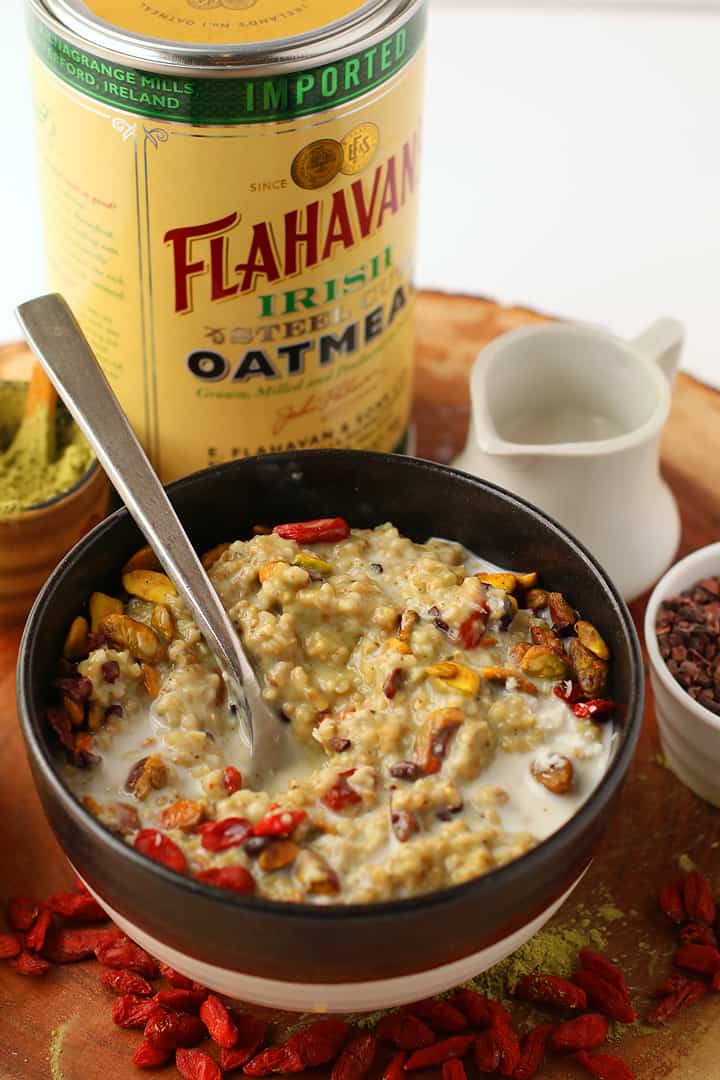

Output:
xmin=645 ymin=542 xmax=720 ymax=806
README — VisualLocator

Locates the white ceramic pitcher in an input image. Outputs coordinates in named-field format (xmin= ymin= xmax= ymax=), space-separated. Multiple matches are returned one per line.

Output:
xmin=453 ymin=319 xmax=684 ymax=601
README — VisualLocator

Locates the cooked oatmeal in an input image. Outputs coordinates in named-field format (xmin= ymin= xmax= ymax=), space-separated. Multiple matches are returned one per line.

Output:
xmin=51 ymin=519 xmax=615 ymax=904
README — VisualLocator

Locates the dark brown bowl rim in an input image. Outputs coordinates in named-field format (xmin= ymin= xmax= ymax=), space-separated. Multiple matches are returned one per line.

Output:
xmin=18 ymin=450 xmax=643 ymax=925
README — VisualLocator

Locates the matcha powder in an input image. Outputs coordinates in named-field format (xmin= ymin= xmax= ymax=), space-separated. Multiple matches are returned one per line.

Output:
xmin=0 ymin=382 xmax=94 ymax=516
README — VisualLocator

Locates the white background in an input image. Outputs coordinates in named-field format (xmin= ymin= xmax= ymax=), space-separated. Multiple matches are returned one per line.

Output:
xmin=1 ymin=1 xmax=719 ymax=385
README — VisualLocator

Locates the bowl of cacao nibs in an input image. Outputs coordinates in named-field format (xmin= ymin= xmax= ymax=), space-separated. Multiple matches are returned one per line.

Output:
xmin=17 ymin=451 xmax=643 ymax=1012
xmin=646 ymin=541 xmax=720 ymax=807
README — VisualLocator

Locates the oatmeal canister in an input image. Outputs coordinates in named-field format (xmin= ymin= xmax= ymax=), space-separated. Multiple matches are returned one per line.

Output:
xmin=27 ymin=0 xmax=426 ymax=481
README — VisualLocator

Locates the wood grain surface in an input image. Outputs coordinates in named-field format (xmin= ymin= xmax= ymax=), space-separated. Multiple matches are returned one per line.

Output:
xmin=1 ymin=291 xmax=719 ymax=1080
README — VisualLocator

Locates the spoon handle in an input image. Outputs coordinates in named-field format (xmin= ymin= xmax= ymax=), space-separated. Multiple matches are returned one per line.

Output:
xmin=16 ymin=293 xmax=256 ymax=749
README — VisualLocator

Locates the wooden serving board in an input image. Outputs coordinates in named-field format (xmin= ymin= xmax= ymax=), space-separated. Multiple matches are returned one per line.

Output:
xmin=1 ymin=290 xmax=719 ymax=1080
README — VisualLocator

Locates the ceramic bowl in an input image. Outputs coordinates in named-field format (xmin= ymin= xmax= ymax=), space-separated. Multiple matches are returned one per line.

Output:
xmin=645 ymin=542 xmax=720 ymax=807
xmin=18 ymin=451 xmax=643 ymax=1012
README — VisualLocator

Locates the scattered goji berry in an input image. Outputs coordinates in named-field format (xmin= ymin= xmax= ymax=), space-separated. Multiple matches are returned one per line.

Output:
xmin=7 ymin=896 xmax=39 ymax=932
xmin=159 ymin=963 xmax=195 ymax=989
xmin=514 ymin=973 xmax=587 ymax=1011
xmin=25 ymin=908 xmax=52 ymax=953
xmin=654 ymin=973 xmax=690 ymax=996
xmin=199 ymin=817 xmax=252 ymax=852
xmin=323 ymin=770 xmax=363 ymax=811
xmin=578 ymin=949 xmax=631 ymax=997
xmin=383 ymin=668 xmax=404 ymax=700
xmin=11 ymin=950 xmax=52 ymax=976
xmin=145 ymin=1007 xmax=206 ymax=1049
xmin=458 ymin=607 xmax=489 ymax=650
xmin=679 ymin=922 xmax=717 ymax=947
xmin=682 ymin=869 xmax=716 ymax=926
xmin=332 ymin=1033 xmax=377 ymax=1080
xmin=195 ymin=866 xmax=256 ymax=894
xmin=43 ymin=926 xmax=123 ymax=963
xmin=376 ymin=1013 xmax=435 ymax=1050
xmin=382 ymin=1051 xmax=407 ymax=1080
xmin=223 ymin=766 xmax=243 ymax=795
xmin=450 ymin=989 xmax=513 ymax=1030
xmin=251 ymin=810 xmax=306 ymax=838
xmin=572 ymin=699 xmax=617 ymax=720
xmin=112 ymin=993 xmax=158 ymax=1029
xmin=155 ymin=987 xmax=209 ymax=1011
xmin=674 ymin=943 xmax=720 ymax=975
xmin=554 ymin=680 xmax=584 ymax=704
xmin=574 ymin=1050 xmax=635 ymax=1079
xmin=45 ymin=891 xmax=106 ymax=921
xmin=199 ymin=993 xmax=239 ymax=1048
xmin=648 ymin=979 xmax=708 ymax=1024
xmin=220 ymin=1015 xmax=267 ymax=1070
xmin=549 ymin=1014 xmax=609 ymax=1053
xmin=474 ymin=1027 xmax=520 ymax=1076
xmin=404 ymin=1035 xmax=473 ymax=1071
xmin=411 ymin=999 xmax=467 ymax=1033
xmin=513 ymin=1024 xmax=552 ymax=1080
xmin=243 ymin=1044 xmax=305 ymax=1075
xmin=95 ymin=937 xmax=159 ymax=978
xmin=391 ymin=809 xmax=419 ymax=842
xmin=442 ymin=1060 xmax=467 ymax=1080
xmin=176 ymin=1047 xmax=223 ymax=1080
xmin=273 ymin=518 xmax=350 ymax=543
xmin=132 ymin=1040 xmax=173 ymax=1069
xmin=100 ymin=968 xmax=154 ymax=996
xmin=572 ymin=971 xmax=637 ymax=1023
xmin=288 ymin=1019 xmax=349 ymax=1067
xmin=659 ymin=878 xmax=686 ymax=924
xmin=0 ymin=932 xmax=21 ymax=959
xmin=134 ymin=828 xmax=188 ymax=874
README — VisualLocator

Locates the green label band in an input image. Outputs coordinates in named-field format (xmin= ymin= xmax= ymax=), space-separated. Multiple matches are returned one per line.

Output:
xmin=29 ymin=6 xmax=426 ymax=125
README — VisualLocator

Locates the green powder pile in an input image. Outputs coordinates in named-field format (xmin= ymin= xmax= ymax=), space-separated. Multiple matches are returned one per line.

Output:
xmin=0 ymin=381 xmax=94 ymax=516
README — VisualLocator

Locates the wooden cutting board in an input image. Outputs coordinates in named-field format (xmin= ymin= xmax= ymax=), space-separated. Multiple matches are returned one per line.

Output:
xmin=1 ymin=290 xmax=719 ymax=1080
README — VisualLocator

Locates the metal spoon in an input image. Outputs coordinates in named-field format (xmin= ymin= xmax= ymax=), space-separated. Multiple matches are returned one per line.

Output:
xmin=16 ymin=293 xmax=287 ymax=782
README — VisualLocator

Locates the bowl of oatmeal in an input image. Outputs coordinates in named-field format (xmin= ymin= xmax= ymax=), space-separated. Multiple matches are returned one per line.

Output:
xmin=18 ymin=451 xmax=642 ymax=1012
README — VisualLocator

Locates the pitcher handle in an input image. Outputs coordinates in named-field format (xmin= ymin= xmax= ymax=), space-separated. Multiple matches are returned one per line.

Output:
xmin=631 ymin=318 xmax=685 ymax=384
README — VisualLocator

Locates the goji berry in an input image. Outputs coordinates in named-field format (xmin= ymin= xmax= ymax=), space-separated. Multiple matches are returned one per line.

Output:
xmin=332 ymin=1033 xmax=377 ymax=1080
xmin=7 ymin=896 xmax=39 ymax=932
xmin=679 ymin=922 xmax=717 ymax=947
xmin=195 ymin=866 xmax=256 ymax=894
xmin=648 ymin=979 xmax=708 ymax=1024
xmin=376 ymin=1013 xmax=435 ymax=1050
xmin=549 ymin=1014 xmax=609 ymax=1053
xmin=384 ymin=668 xmax=404 ymax=700
xmin=251 ymin=810 xmax=306 ymax=838
xmin=243 ymin=1044 xmax=305 ymax=1075
xmin=474 ymin=1027 xmax=520 ymax=1076
xmin=513 ymin=1024 xmax=552 ymax=1080
xmin=95 ymin=937 xmax=159 ymax=978
xmin=659 ymin=878 xmax=686 ymax=924
xmin=450 ymin=989 xmax=513 ymax=1030
xmin=199 ymin=993 xmax=239 ymax=1048
xmin=554 ymin=680 xmax=584 ymax=704
xmin=100 ymin=968 xmax=154 ymax=996
xmin=176 ymin=1047 xmax=223 ymax=1080
xmin=572 ymin=971 xmax=637 ymax=1023
xmin=25 ymin=908 xmax=52 ymax=953
xmin=219 ymin=1015 xmax=267 ymax=1070
xmin=572 ymin=699 xmax=616 ymax=720
xmin=654 ymin=973 xmax=690 ymax=996
xmin=159 ymin=963 xmax=195 ymax=989
xmin=288 ymin=1019 xmax=349 ymax=1066
xmin=404 ymin=1035 xmax=473 ymax=1071
xmin=458 ymin=607 xmax=489 ymax=650
xmin=44 ymin=926 xmax=123 ymax=963
xmin=391 ymin=809 xmax=419 ymax=842
xmin=112 ymin=993 xmax=158 ymax=1029
xmin=145 ymin=1007 xmax=206 ymax=1049
xmin=45 ymin=891 xmax=106 ymax=921
xmin=224 ymin=766 xmax=243 ymax=796
xmin=574 ymin=1050 xmax=635 ymax=1079
xmin=273 ymin=518 xmax=350 ymax=543
xmin=514 ymin=973 xmax=587 ymax=1011
xmin=323 ymin=770 xmax=363 ymax=811
xmin=134 ymin=828 xmax=188 ymax=874
xmin=132 ymin=1040 xmax=173 ymax=1069
xmin=155 ymin=987 xmax=209 ymax=1011
xmin=411 ymin=999 xmax=467 ymax=1033
xmin=199 ymin=817 xmax=252 ymax=852
xmin=442 ymin=1061 xmax=467 ymax=1080
xmin=578 ymin=950 xmax=631 ymax=997
xmin=381 ymin=1051 xmax=407 ymax=1080
xmin=674 ymin=943 xmax=720 ymax=975
xmin=11 ymin=950 xmax=52 ymax=976
xmin=0 ymin=932 xmax=21 ymax=959
xmin=683 ymin=869 xmax=716 ymax=926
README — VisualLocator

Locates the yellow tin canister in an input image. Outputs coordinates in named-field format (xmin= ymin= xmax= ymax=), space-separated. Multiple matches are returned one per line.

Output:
xmin=27 ymin=0 xmax=426 ymax=481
